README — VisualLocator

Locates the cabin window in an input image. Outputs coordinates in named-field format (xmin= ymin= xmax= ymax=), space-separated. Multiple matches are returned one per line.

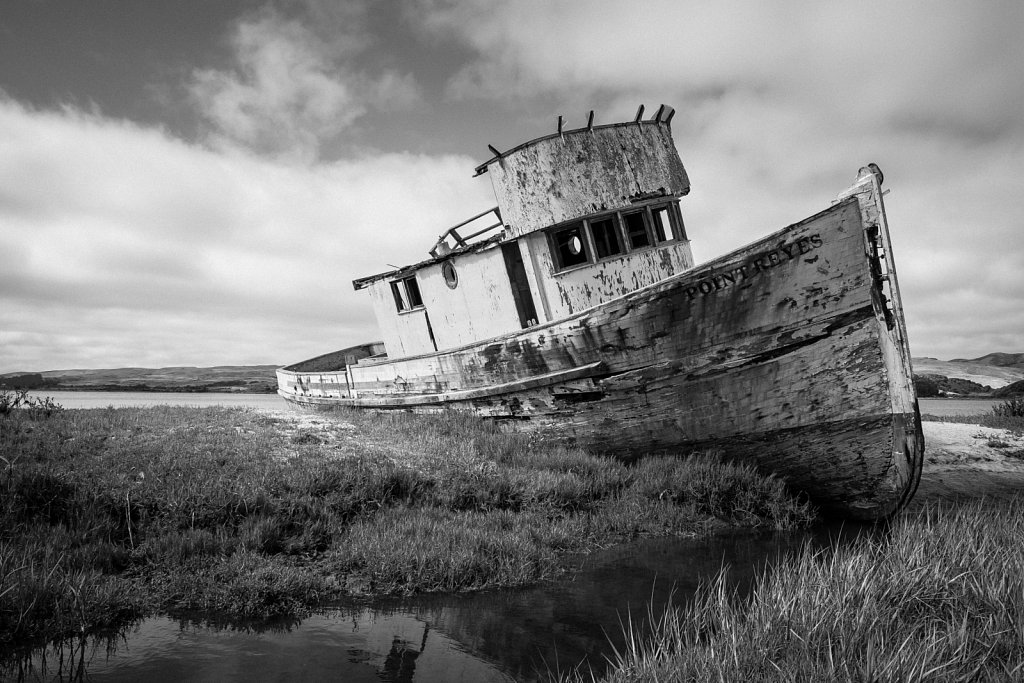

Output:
xmin=652 ymin=204 xmax=686 ymax=243
xmin=548 ymin=200 xmax=686 ymax=273
xmin=652 ymin=206 xmax=674 ymax=242
xmin=406 ymin=278 xmax=423 ymax=306
xmin=390 ymin=275 xmax=423 ymax=312
xmin=442 ymin=261 xmax=458 ymax=289
xmin=623 ymin=211 xmax=651 ymax=249
xmin=590 ymin=216 xmax=623 ymax=259
xmin=551 ymin=223 xmax=589 ymax=269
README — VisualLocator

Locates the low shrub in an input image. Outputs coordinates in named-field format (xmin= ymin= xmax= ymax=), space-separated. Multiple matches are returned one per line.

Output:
xmin=993 ymin=397 xmax=1024 ymax=418
xmin=0 ymin=389 xmax=62 ymax=418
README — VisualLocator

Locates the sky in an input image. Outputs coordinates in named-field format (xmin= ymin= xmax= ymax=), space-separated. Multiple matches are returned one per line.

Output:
xmin=1 ymin=0 xmax=1022 ymax=373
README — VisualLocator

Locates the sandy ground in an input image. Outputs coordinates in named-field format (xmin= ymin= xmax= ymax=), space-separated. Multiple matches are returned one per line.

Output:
xmin=909 ymin=421 xmax=1024 ymax=509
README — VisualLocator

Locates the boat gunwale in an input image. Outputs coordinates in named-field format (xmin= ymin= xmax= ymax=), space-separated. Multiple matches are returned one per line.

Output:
xmin=279 ymin=361 xmax=606 ymax=406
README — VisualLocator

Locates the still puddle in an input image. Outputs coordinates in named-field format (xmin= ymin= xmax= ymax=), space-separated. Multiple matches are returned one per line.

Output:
xmin=5 ymin=523 xmax=872 ymax=682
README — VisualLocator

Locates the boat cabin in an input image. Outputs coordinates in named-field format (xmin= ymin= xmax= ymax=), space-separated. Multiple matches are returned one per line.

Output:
xmin=352 ymin=106 xmax=695 ymax=359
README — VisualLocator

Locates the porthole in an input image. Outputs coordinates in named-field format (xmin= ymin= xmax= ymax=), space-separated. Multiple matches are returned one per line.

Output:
xmin=442 ymin=261 xmax=458 ymax=289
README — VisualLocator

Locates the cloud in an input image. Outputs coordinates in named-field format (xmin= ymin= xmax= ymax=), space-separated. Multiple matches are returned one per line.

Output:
xmin=417 ymin=1 xmax=1024 ymax=133
xmin=189 ymin=7 xmax=420 ymax=160
xmin=0 ymin=96 xmax=493 ymax=372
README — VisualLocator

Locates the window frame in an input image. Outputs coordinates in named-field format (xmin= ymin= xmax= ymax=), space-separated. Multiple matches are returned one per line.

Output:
xmin=548 ymin=221 xmax=591 ymax=271
xmin=546 ymin=200 xmax=688 ymax=273
xmin=622 ymin=209 xmax=653 ymax=250
xmin=650 ymin=203 xmax=686 ymax=243
xmin=589 ymin=214 xmax=624 ymax=260
xmin=390 ymin=275 xmax=424 ymax=313
xmin=442 ymin=261 xmax=458 ymax=289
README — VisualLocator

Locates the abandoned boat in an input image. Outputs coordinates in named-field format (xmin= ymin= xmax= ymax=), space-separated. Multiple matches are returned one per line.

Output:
xmin=278 ymin=105 xmax=924 ymax=520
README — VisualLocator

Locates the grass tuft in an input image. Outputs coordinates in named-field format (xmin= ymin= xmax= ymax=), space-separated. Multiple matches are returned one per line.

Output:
xmin=582 ymin=499 xmax=1024 ymax=682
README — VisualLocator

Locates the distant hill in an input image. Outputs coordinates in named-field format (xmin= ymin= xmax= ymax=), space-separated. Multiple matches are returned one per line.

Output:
xmin=0 ymin=365 xmax=280 ymax=393
xmin=993 ymin=380 xmax=1024 ymax=398
xmin=913 ymin=354 xmax=1024 ymax=390
xmin=915 ymin=374 xmax=993 ymax=397
xmin=949 ymin=352 xmax=1024 ymax=370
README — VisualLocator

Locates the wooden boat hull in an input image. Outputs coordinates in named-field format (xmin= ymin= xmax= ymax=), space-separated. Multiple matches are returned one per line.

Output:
xmin=279 ymin=192 xmax=923 ymax=520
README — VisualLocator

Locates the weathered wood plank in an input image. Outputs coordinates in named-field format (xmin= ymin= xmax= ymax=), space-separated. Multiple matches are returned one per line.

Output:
xmin=486 ymin=122 xmax=690 ymax=237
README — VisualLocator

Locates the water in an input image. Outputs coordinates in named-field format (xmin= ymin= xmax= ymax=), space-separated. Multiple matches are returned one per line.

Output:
xmin=6 ymin=525 xmax=869 ymax=683
xmin=26 ymin=390 xmax=285 ymax=410
xmin=918 ymin=397 xmax=1001 ymax=417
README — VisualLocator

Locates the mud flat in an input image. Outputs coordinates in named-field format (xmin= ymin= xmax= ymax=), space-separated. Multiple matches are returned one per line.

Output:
xmin=909 ymin=420 xmax=1024 ymax=508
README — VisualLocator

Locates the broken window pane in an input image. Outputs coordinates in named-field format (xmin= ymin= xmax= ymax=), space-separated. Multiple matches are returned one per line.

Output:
xmin=652 ymin=206 xmax=675 ymax=242
xmin=404 ymin=277 xmax=423 ymax=307
xmin=391 ymin=281 xmax=408 ymax=311
xmin=624 ymin=212 xmax=651 ymax=249
xmin=552 ymin=223 xmax=589 ymax=269
xmin=590 ymin=216 xmax=623 ymax=259
xmin=391 ymin=276 xmax=423 ymax=311
xmin=674 ymin=205 xmax=688 ymax=240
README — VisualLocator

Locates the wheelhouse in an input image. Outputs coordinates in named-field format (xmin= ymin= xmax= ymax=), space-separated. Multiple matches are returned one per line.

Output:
xmin=353 ymin=106 xmax=694 ymax=360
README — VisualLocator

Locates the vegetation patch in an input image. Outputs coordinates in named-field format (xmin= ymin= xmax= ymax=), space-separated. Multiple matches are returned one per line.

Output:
xmin=993 ymin=396 xmax=1024 ymax=418
xmin=584 ymin=499 xmax=1024 ymax=682
xmin=920 ymin=404 xmax=1024 ymax=435
xmin=914 ymin=374 xmax=992 ymax=397
xmin=0 ymin=405 xmax=813 ymax=657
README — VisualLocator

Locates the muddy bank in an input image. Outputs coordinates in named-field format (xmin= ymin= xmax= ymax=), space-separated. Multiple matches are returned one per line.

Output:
xmin=908 ymin=421 xmax=1024 ymax=508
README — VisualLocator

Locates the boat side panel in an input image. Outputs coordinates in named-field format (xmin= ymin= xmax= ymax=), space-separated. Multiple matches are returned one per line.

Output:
xmin=281 ymin=319 xmax=904 ymax=520
xmin=277 ymin=369 xmax=351 ymax=399
xmin=446 ymin=313 xmax=891 ymax=446
xmin=416 ymin=247 xmax=525 ymax=351
xmin=365 ymin=280 xmax=437 ymax=358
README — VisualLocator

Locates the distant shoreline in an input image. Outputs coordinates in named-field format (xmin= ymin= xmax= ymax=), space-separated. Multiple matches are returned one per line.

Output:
xmin=29 ymin=385 xmax=278 ymax=394
xmin=1 ymin=366 xmax=280 ymax=394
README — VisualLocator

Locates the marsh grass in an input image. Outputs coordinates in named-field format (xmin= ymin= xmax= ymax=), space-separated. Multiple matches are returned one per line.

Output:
xmin=584 ymin=499 xmax=1024 ymax=682
xmin=922 ymin=408 xmax=1024 ymax=434
xmin=1 ymin=405 xmax=812 ymax=654
xmin=993 ymin=397 xmax=1024 ymax=418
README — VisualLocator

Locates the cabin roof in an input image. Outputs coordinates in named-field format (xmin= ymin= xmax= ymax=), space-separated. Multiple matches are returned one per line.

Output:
xmin=473 ymin=105 xmax=675 ymax=177
xmin=352 ymin=233 xmax=504 ymax=290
